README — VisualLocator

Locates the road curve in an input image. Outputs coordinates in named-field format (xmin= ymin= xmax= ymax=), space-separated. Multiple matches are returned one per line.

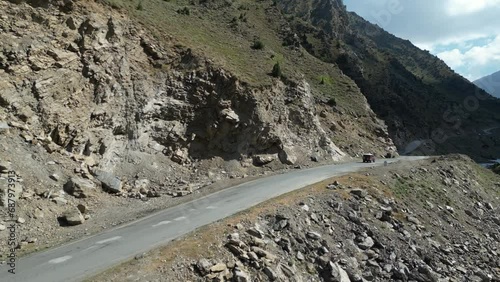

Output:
xmin=1 ymin=156 xmax=427 ymax=282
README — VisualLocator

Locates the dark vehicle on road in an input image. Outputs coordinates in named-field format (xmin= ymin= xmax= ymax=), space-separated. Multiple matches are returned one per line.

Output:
xmin=363 ymin=153 xmax=376 ymax=163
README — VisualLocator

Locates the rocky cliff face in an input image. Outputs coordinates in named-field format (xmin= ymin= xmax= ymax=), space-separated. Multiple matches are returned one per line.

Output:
xmin=0 ymin=0 xmax=353 ymax=171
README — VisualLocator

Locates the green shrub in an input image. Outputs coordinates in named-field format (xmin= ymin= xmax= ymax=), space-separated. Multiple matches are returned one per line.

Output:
xmin=239 ymin=13 xmax=247 ymax=22
xmin=251 ymin=40 xmax=264 ymax=50
xmin=136 ymin=1 xmax=144 ymax=10
xmin=327 ymin=98 xmax=337 ymax=106
xmin=271 ymin=62 xmax=281 ymax=78
xmin=318 ymin=75 xmax=332 ymax=85
xmin=177 ymin=7 xmax=190 ymax=15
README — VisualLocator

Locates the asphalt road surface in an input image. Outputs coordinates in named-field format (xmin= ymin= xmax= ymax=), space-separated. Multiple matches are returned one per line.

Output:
xmin=1 ymin=156 xmax=427 ymax=282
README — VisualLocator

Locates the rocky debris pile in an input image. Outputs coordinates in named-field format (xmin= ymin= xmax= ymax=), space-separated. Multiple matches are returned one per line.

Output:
xmin=174 ymin=157 xmax=499 ymax=282
xmin=194 ymin=258 xmax=252 ymax=281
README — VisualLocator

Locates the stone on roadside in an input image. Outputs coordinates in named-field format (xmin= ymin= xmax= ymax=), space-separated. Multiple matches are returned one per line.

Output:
xmin=253 ymin=155 xmax=275 ymax=166
xmin=62 ymin=208 xmax=85 ymax=226
xmin=210 ymin=263 xmax=227 ymax=273
xmin=247 ymin=226 xmax=265 ymax=239
xmin=64 ymin=177 xmax=96 ymax=198
xmin=93 ymin=170 xmax=122 ymax=193
xmin=350 ymin=188 xmax=368 ymax=198
xmin=278 ymin=146 xmax=297 ymax=165
xmin=196 ymin=258 xmax=212 ymax=276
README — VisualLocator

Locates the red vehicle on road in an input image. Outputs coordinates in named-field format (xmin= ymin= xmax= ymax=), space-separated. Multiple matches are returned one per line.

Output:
xmin=362 ymin=153 xmax=376 ymax=163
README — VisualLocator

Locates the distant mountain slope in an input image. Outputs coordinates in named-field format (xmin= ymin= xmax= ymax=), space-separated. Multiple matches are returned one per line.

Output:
xmin=474 ymin=71 xmax=500 ymax=98
xmin=274 ymin=0 xmax=500 ymax=159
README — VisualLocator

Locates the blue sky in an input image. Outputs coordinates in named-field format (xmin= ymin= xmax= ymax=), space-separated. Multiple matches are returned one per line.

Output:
xmin=343 ymin=0 xmax=500 ymax=81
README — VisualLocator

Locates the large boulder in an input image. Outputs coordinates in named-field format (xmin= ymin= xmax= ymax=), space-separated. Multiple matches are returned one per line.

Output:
xmin=278 ymin=146 xmax=297 ymax=165
xmin=253 ymin=154 xmax=275 ymax=166
xmin=62 ymin=208 xmax=85 ymax=226
xmin=92 ymin=170 xmax=122 ymax=193
xmin=63 ymin=177 xmax=96 ymax=198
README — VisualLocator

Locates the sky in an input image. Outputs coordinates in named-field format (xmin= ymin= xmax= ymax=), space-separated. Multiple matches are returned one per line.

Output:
xmin=343 ymin=0 xmax=500 ymax=81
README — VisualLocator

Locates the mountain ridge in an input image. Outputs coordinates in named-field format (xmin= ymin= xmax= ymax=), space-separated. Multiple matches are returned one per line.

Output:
xmin=273 ymin=0 xmax=500 ymax=159
xmin=474 ymin=70 xmax=500 ymax=98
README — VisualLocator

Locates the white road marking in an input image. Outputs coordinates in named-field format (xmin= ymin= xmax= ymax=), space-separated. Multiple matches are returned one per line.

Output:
xmin=174 ymin=216 xmax=187 ymax=221
xmin=96 ymin=236 xmax=122 ymax=245
xmin=152 ymin=220 xmax=172 ymax=227
xmin=48 ymin=256 xmax=72 ymax=264
xmin=82 ymin=245 xmax=98 ymax=252
xmin=206 ymin=206 xmax=217 ymax=209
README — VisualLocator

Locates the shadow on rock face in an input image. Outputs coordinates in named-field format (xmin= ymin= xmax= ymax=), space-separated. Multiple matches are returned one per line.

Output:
xmin=57 ymin=216 xmax=70 ymax=227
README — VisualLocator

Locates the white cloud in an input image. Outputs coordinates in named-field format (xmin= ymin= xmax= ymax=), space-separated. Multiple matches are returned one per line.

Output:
xmin=414 ymin=42 xmax=433 ymax=51
xmin=437 ymin=49 xmax=465 ymax=68
xmin=465 ymin=37 xmax=500 ymax=65
xmin=446 ymin=0 xmax=500 ymax=15
xmin=436 ymin=36 xmax=500 ymax=80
